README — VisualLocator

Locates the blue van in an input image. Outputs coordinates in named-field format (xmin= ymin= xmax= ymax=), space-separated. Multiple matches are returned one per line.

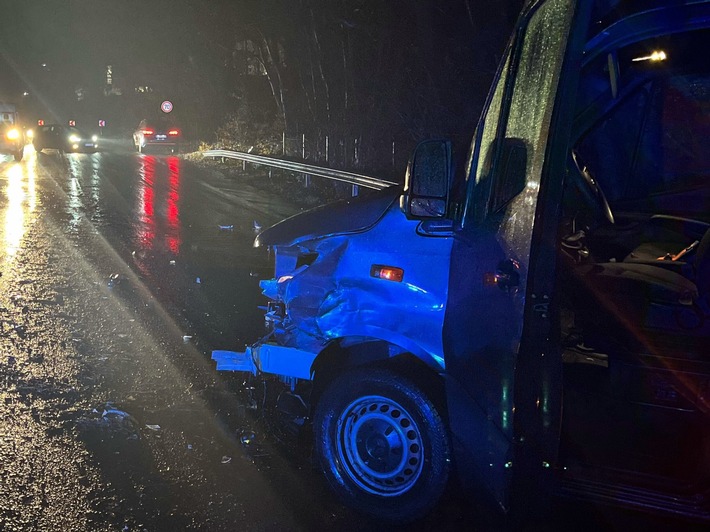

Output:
xmin=214 ymin=0 xmax=710 ymax=524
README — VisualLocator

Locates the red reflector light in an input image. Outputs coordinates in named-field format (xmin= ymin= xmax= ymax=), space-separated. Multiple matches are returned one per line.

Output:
xmin=370 ymin=265 xmax=404 ymax=282
xmin=168 ymin=129 xmax=180 ymax=136
xmin=142 ymin=129 xmax=154 ymax=135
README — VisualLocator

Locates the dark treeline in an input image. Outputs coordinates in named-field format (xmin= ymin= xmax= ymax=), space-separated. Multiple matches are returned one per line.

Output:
xmin=193 ymin=0 xmax=522 ymax=177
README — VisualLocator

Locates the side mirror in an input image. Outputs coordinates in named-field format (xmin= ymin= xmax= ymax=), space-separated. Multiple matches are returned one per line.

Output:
xmin=401 ymin=139 xmax=452 ymax=219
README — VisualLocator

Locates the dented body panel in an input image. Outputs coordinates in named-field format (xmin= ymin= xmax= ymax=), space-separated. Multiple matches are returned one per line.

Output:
xmin=219 ymin=189 xmax=454 ymax=378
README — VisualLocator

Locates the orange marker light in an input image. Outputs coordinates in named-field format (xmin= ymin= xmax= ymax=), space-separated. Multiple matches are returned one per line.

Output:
xmin=483 ymin=272 xmax=498 ymax=286
xmin=370 ymin=265 xmax=404 ymax=282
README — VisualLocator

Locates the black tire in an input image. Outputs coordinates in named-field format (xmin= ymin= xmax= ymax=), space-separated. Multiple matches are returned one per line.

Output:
xmin=313 ymin=368 xmax=450 ymax=523
xmin=14 ymin=148 xmax=23 ymax=162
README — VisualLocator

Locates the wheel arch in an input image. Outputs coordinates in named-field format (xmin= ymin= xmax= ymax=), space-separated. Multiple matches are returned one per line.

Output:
xmin=310 ymin=338 xmax=448 ymax=419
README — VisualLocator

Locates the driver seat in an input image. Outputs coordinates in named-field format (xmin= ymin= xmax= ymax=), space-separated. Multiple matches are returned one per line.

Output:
xmin=623 ymin=217 xmax=709 ymax=265
xmin=571 ymin=228 xmax=710 ymax=356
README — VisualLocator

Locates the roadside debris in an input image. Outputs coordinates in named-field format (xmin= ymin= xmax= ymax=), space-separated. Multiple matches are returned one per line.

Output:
xmin=239 ymin=430 xmax=256 ymax=446
xmin=78 ymin=404 xmax=140 ymax=440
xmin=218 ymin=225 xmax=234 ymax=231
xmin=145 ymin=424 xmax=161 ymax=431
xmin=182 ymin=335 xmax=193 ymax=343
xmin=107 ymin=273 xmax=123 ymax=288
xmin=221 ymin=456 xmax=232 ymax=464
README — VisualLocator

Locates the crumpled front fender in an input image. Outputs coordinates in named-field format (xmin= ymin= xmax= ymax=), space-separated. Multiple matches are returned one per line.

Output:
xmin=273 ymin=205 xmax=453 ymax=370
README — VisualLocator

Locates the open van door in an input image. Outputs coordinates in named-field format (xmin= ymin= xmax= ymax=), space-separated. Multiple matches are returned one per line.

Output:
xmin=440 ymin=0 xmax=591 ymax=521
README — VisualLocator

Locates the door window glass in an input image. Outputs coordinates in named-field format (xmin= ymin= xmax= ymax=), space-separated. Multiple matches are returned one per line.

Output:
xmin=465 ymin=0 xmax=574 ymax=227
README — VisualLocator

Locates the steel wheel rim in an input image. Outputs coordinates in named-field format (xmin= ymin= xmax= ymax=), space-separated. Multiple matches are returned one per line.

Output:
xmin=336 ymin=395 xmax=424 ymax=496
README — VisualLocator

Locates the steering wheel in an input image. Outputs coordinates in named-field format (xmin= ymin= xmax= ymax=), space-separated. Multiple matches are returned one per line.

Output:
xmin=571 ymin=150 xmax=615 ymax=225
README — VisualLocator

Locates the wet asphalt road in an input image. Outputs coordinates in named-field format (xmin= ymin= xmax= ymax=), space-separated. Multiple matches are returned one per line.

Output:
xmin=0 ymin=143 xmax=388 ymax=531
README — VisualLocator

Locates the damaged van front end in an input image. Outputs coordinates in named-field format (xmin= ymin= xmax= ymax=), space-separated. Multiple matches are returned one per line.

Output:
xmin=212 ymin=186 xmax=453 ymax=387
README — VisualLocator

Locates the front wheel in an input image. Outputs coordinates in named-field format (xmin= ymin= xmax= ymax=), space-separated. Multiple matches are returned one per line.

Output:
xmin=313 ymin=368 xmax=451 ymax=523
xmin=14 ymin=148 xmax=23 ymax=161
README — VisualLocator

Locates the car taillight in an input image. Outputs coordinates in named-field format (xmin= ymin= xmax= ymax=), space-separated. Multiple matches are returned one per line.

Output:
xmin=142 ymin=129 xmax=154 ymax=135
xmin=168 ymin=129 xmax=180 ymax=136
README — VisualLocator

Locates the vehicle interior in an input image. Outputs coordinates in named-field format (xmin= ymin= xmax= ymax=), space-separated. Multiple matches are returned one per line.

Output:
xmin=557 ymin=24 xmax=710 ymax=506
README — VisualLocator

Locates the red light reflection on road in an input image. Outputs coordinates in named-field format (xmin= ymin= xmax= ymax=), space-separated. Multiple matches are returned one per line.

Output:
xmin=137 ymin=156 xmax=156 ymax=249
xmin=166 ymin=156 xmax=181 ymax=254
xmin=135 ymin=155 xmax=181 ymax=255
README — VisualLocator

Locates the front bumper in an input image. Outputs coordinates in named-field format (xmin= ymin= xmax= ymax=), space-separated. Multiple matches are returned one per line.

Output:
xmin=212 ymin=344 xmax=318 ymax=380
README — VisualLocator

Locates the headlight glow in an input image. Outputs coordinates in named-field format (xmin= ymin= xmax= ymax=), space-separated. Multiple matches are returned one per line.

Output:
xmin=69 ymin=134 xmax=81 ymax=143
xmin=25 ymin=129 xmax=34 ymax=139
xmin=7 ymin=129 xmax=20 ymax=140
xmin=91 ymin=135 xmax=98 ymax=142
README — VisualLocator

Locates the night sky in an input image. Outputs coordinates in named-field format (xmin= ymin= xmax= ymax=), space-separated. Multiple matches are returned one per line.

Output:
xmin=0 ymin=1 xmax=202 ymax=127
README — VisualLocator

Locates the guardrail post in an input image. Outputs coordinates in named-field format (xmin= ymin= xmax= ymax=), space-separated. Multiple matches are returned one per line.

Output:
xmin=352 ymin=184 xmax=359 ymax=197
xmin=325 ymin=135 xmax=329 ymax=164
xmin=302 ymin=133 xmax=306 ymax=159
xmin=282 ymin=131 xmax=286 ymax=155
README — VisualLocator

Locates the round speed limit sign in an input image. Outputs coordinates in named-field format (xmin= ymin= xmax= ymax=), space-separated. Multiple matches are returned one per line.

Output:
xmin=161 ymin=100 xmax=173 ymax=113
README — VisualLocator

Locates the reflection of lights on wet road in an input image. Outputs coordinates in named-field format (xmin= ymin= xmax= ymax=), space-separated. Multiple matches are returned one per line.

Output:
xmin=135 ymin=155 xmax=182 ymax=255
xmin=4 ymin=163 xmax=36 ymax=258
xmin=166 ymin=156 xmax=181 ymax=254
xmin=137 ymin=156 xmax=156 ymax=249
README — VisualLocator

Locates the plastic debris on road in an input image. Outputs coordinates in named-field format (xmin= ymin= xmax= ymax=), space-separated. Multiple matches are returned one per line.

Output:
xmin=78 ymin=404 xmax=141 ymax=440
xmin=218 ymin=225 xmax=234 ymax=231
xmin=239 ymin=430 xmax=256 ymax=446
xmin=182 ymin=335 xmax=193 ymax=343
xmin=195 ymin=277 xmax=201 ymax=284
xmin=107 ymin=273 xmax=123 ymax=288
xmin=145 ymin=424 xmax=161 ymax=431
xmin=221 ymin=456 xmax=232 ymax=464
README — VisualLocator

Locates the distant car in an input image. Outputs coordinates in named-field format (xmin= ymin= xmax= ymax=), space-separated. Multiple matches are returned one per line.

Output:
xmin=33 ymin=124 xmax=99 ymax=153
xmin=133 ymin=117 xmax=181 ymax=153
xmin=0 ymin=105 xmax=24 ymax=161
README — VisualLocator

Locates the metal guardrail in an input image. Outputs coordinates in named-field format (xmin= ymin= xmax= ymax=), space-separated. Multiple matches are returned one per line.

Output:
xmin=202 ymin=149 xmax=398 ymax=191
